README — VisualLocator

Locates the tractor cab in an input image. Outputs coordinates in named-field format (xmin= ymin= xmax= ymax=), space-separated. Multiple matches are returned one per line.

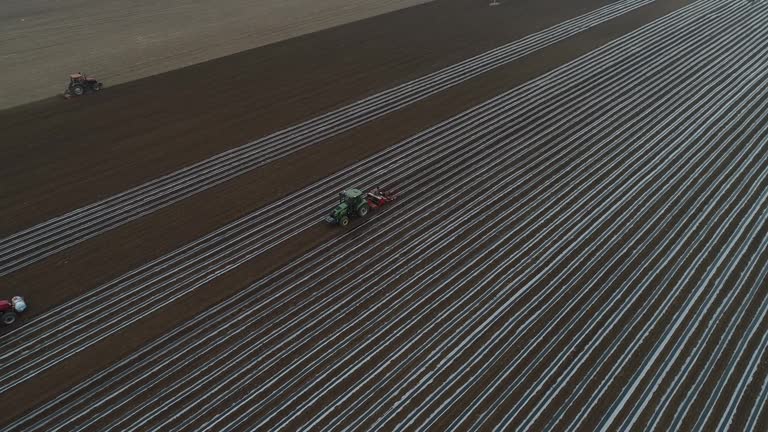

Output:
xmin=339 ymin=189 xmax=364 ymax=205
xmin=70 ymin=73 xmax=97 ymax=82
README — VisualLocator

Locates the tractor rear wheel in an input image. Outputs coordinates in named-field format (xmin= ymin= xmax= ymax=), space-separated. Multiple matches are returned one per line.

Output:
xmin=2 ymin=312 xmax=17 ymax=325
xmin=357 ymin=204 xmax=369 ymax=217
xmin=340 ymin=216 xmax=350 ymax=226
xmin=72 ymin=85 xmax=85 ymax=96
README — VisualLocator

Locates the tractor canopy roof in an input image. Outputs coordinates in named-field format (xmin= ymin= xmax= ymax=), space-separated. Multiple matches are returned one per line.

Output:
xmin=70 ymin=73 xmax=83 ymax=79
xmin=342 ymin=189 xmax=364 ymax=199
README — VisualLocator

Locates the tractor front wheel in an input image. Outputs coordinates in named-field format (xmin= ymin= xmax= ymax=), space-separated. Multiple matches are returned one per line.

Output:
xmin=357 ymin=204 xmax=369 ymax=217
xmin=2 ymin=311 xmax=17 ymax=325
xmin=340 ymin=216 xmax=350 ymax=226
xmin=93 ymin=82 xmax=102 ymax=91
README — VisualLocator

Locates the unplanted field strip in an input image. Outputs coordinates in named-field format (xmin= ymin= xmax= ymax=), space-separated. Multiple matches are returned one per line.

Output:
xmin=0 ymin=0 xmax=656 ymax=276
xmin=9 ymin=1 xmax=768 ymax=430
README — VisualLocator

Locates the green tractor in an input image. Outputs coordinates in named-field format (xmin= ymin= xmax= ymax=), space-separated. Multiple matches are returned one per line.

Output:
xmin=325 ymin=189 xmax=370 ymax=226
xmin=325 ymin=187 xmax=398 ymax=227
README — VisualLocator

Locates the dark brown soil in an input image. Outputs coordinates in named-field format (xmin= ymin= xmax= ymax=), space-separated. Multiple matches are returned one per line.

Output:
xmin=0 ymin=0 xmax=704 ymax=428
xmin=0 ymin=0 xmax=618 ymax=236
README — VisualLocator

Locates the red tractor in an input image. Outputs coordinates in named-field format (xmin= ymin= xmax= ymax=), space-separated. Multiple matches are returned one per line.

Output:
xmin=0 ymin=296 xmax=27 ymax=325
xmin=64 ymin=73 xmax=103 ymax=98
